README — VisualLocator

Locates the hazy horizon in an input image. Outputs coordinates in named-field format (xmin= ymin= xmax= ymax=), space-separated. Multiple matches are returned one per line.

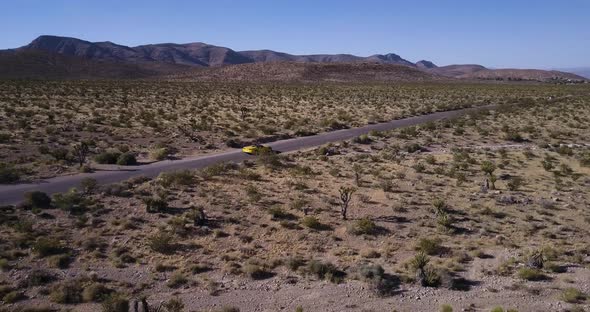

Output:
xmin=1 ymin=0 xmax=589 ymax=68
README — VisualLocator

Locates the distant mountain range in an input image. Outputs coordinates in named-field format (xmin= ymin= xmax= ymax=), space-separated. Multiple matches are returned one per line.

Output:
xmin=0 ymin=35 xmax=586 ymax=82
xmin=554 ymin=67 xmax=590 ymax=79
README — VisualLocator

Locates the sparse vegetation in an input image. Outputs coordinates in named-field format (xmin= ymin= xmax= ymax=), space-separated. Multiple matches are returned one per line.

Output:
xmin=1 ymin=80 xmax=589 ymax=310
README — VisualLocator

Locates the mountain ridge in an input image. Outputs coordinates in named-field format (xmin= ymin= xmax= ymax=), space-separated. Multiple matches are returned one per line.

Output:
xmin=0 ymin=35 xmax=586 ymax=82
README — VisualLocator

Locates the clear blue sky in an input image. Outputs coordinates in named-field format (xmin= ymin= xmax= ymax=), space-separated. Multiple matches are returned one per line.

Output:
xmin=1 ymin=0 xmax=588 ymax=68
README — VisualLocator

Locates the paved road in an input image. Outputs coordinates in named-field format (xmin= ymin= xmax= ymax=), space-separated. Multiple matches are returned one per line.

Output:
xmin=0 ymin=105 xmax=494 ymax=205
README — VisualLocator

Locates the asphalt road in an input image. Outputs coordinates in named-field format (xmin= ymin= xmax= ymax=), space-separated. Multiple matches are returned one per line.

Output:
xmin=0 ymin=105 xmax=493 ymax=205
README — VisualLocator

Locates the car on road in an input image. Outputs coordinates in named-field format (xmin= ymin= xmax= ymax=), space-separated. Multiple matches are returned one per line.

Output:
xmin=242 ymin=144 xmax=274 ymax=155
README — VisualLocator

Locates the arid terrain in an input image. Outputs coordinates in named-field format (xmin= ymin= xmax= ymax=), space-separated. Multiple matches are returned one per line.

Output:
xmin=0 ymin=80 xmax=589 ymax=311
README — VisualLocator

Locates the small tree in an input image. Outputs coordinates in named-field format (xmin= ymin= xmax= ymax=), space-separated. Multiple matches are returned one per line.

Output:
xmin=352 ymin=164 xmax=362 ymax=186
xmin=71 ymin=142 xmax=89 ymax=168
xmin=481 ymin=160 xmax=497 ymax=190
xmin=339 ymin=186 xmax=355 ymax=220
xmin=239 ymin=106 xmax=248 ymax=121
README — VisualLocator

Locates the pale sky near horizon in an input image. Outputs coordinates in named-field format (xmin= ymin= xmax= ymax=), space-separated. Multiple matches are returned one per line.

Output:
xmin=1 ymin=0 xmax=588 ymax=68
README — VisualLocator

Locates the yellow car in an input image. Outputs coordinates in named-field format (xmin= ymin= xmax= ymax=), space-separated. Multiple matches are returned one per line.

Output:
xmin=242 ymin=144 xmax=273 ymax=155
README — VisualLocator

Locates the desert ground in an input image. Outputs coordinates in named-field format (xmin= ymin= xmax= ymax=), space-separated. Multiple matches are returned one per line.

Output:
xmin=0 ymin=81 xmax=589 ymax=312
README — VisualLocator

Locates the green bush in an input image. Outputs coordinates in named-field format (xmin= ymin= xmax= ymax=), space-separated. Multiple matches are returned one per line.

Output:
xmin=157 ymin=170 xmax=194 ymax=187
xmin=352 ymin=134 xmax=371 ymax=144
xmin=416 ymin=238 xmax=443 ymax=255
xmin=50 ymin=280 xmax=82 ymax=304
xmin=150 ymin=147 xmax=170 ymax=161
xmin=23 ymin=191 xmax=52 ymax=209
xmin=26 ymin=269 xmax=55 ymax=286
xmin=167 ymin=271 xmax=188 ymax=288
xmin=307 ymin=260 xmax=344 ymax=283
xmin=48 ymin=254 xmax=71 ymax=269
xmin=301 ymin=216 xmax=323 ymax=230
xmin=52 ymin=189 xmax=90 ymax=215
xmin=267 ymin=206 xmax=294 ymax=220
xmin=560 ymin=287 xmax=586 ymax=303
xmin=410 ymin=252 xmax=429 ymax=271
xmin=82 ymin=283 xmax=111 ymax=302
xmin=78 ymin=178 xmax=98 ymax=195
xmin=348 ymin=218 xmax=378 ymax=235
xmin=440 ymin=304 xmax=453 ymax=312
xmin=148 ymin=232 xmax=175 ymax=254
xmin=507 ymin=177 xmax=524 ymax=191
xmin=3 ymin=290 xmax=24 ymax=303
xmin=144 ymin=197 xmax=168 ymax=213
xmin=405 ymin=143 xmax=422 ymax=153
xmin=33 ymin=238 xmax=66 ymax=257
xmin=163 ymin=298 xmax=185 ymax=312
xmin=116 ymin=152 xmax=137 ymax=166
xmin=94 ymin=151 xmax=121 ymax=164
xmin=101 ymin=294 xmax=129 ymax=312
xmin=517 ymin=268 xmax=545 ymax=281
xmin=0 ymin=162 xmax=20 ymax=183
xmin=243 ymin=263 xmax=272 ymax=280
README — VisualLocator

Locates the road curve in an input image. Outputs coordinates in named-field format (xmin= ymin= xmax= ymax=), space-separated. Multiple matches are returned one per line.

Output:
xmin=0 ymin=105 xmax=494 ymax=205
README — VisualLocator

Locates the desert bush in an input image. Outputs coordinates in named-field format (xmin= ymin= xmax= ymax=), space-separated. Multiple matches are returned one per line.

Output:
xmin=150 ymin=147 xmax=170 ymax=161
xmin=410 ymin=252 xmax=430 ymax=271
xmin=167 ymin=271 xmax=188 ymax=288
xmin=301 ymin=216 xmax=324 ymax=230
xmin=82 ymin=283 xmax=111 ymax=302
xmin=517 ymin=268 xmax=545 ymax=281
xmin=162 ymin=298 xmax=185 ymax=312
xmin=23 ymin=191 xmax=52 ymax=209
xmin=481 ymin=160 xmax=496 ymax=176
xmin=52 ymin=189 xmax=90 ymax=215
xmin=148 ymin=231 xmax=175 ymax=254
xmin=357 ymin=263 xmax=397 ymax=296
xmin=416 ymin=238 xmax=443 ymax=255
xmin=94 ymin=151 xmax=121 ymax=164
xmin=157 ymin=170 xmax=194 ymax=187
xmin=405 ymin=143 xmax=422 ymax=153
xmin=380 ymin=179 xmax=394 ymax=192
xmin=80 ymin=177 xmax=98 ymax=194
xmin=507 ymin=176 xmax=524 ymax=191
xmin=307 ymin=260 xmax=344 ymax=283
xmin=238 ymin=167 xmax=261 ymax=180
xmin=348 ymin=218 xmax=379 ymax=235
xmin=504 ymin=129 xmax=524 ymax=142
xmin=352 ymin=134 xmax=371 ymax=144
xmin=412 ymin=162 xmax=426 ymax=173
xmin=48 ymin=254 xmax=71 ymax=269
xmin=101 ymin=183 xmax=131 ymax=197
xmin=256 ymin=150 xmax=283 ymax=169
xmin=101 ymin=294 xmax=129 ymax=312
xmin=25 ymin=269 xmax=55 ymax=286
xmin=560 ymin=287 xmax=586 ymax=303
xmin=286 ymin=257 xmax=306 ymax=271
xmin=201 ymin=162 xmax=235 ymax=179
xmin=214 ymin=307 xmax=240 ymax=312
xmin=3 ymin=290 xmax=24 ymax=303
xmin=144 ymin=197 xmax=168 ymax=213
xmin=116 ymin=152 xmax=137 ymax=166
xmin=49 ymin=147 xmax=69 ymax=162
xmin=243 ymin=263 xmax=273 ymax=280
xmin=440 ymin=305 xmax=453 ymax=312
xmin=0 ymin=162 xmax=20 ymax=183
xmin=245 ymin=185 xmax=262 ymax=202
xmin=0 ymin=259 xmax=10 ymax=271
xmin=33 ymin=238 xmax=66 ymax=257
xmin=437 ymin=211 xmax=454 ymax=231
xmin=50 ymin=280 xmax=82 ymax=304
xmin=267 ymin=206 xmax=293 ymax=220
